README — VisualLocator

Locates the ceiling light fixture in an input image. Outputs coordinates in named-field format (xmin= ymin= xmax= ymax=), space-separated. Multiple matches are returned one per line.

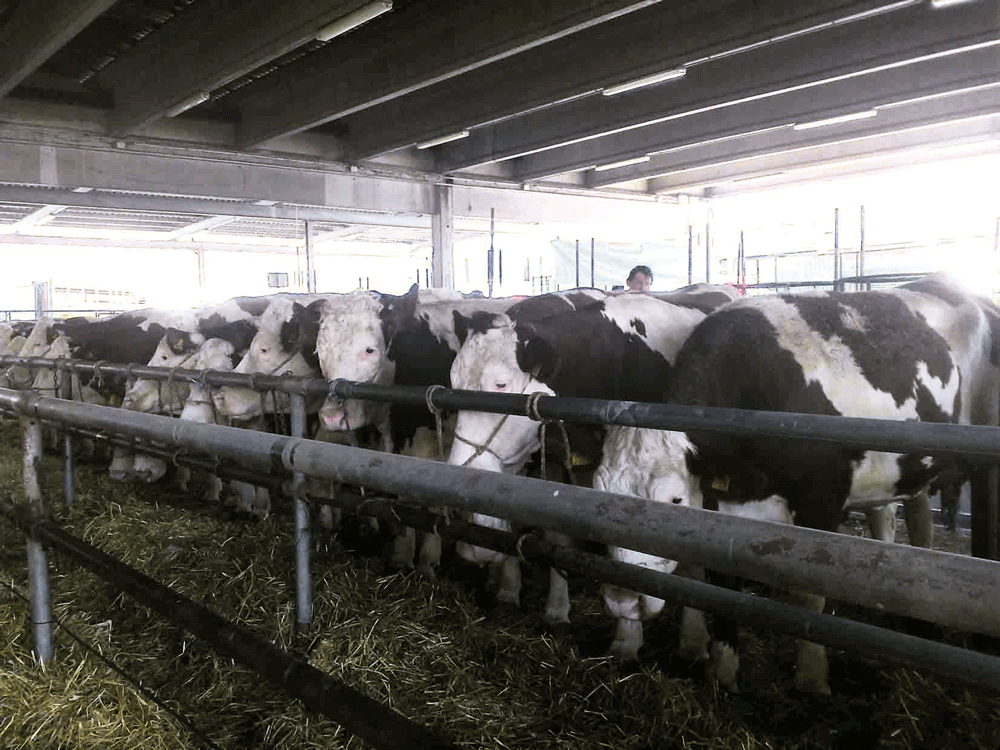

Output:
xmin=416 ymin=130 xmax=470 ymax=149
xmin=165 ymin=92 xmax=210 ymax=117
xmin=792 ymin=109 xmax=878 ymax=130
xmin=316 ymin=1 xmax=393 ymax=42
xmin=930 ymin=0 xmax=978 ymax=8
xmin=593 ymin=155 xmax=651 ymax=171
xmin=602 ymin=68 xmax=686 ymax=97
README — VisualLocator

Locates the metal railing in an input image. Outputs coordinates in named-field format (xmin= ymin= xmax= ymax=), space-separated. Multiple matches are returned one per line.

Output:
xmin=1 ymin=355 xmax=1000 ymax=717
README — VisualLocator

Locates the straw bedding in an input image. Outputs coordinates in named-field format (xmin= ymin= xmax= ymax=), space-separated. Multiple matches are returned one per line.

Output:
xmin=1 ymin=418 xmax=998 ymax=749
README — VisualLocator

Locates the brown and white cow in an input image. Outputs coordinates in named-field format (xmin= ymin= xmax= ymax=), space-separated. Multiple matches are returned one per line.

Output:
xmin=594 ymin=272 xmax=999 ymax=695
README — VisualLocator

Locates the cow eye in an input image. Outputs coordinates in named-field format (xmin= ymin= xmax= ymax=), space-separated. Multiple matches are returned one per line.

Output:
xmin=259 ymin=347 xmax=268 ymax=354
xmin=672 ymin=497 xmax=683 ymax=504
xmin=365 ymin=347 xmax=376 ymax=354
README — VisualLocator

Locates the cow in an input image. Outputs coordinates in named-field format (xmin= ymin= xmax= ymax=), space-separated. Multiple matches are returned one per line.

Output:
xmin=173 ymin=336 xmax=271 ymax=515
xmin=210 ymin=294 xmax=339 ymax=421
xmin=2 ymin=317 xmax=92 ymax=389
xmin=295 ymin=284 xmax=528 ymax=573
xmin=594 ymin=272 xmax=999 ymax=695
xmin=120 ymin=296 xmax=288 ymax=414
xmin=447 ymin=284 xmax=740 ymax=626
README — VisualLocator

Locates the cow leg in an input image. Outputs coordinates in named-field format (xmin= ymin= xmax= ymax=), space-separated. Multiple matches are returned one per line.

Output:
xmin=175 ymin=465 xmax=191 ymax=492
xmin=676 ymin=564 xmax=710 ymax=662
xmin=608 ymin=618 xmax=645 ymax=662
xmin=864 ymin=502 xmax=897 ymax=543
xmin=490 ymin=556 xmax=521 ymax=608
xmin=706 ymin=571 xmax=741 ymax=693
xmin=416 ymin=529 xmax=442 ymax=580
xmin=109 ymin=447 xmax=135 ymax=481
xmin=543 ymin=530 xmax=572 ymax=626
xmin=790 ymin=591 xmax=831 ymax=695
xmin=903 ymin=488 xmax=933 ymax=548
xmin=390 ymin=526 xmax=417 ymax=571
xmin=252 ymin=487 xmax=271 ymax=519
xmin=205 ymin=473 xmax=223 ymax=504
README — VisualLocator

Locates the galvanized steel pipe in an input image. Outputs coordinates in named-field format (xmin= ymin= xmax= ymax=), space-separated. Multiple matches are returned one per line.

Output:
xmin=290 ymin=392 xmax=313 ymax=634
xmin=7 ymin=356 xmax=1000 ymax=461
xmin=2 ymin=389 xmax=998 ymax=639
xmin=0 ymin=497 xmax=453 ymax=750
xmin=21 ymin=415 xmax=53 ymax=664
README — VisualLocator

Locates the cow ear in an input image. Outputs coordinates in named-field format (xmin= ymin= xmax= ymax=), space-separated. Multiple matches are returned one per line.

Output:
xmin=453 ymin=310 xmax=473 ymax=346
xmin=516 ymin=327 xmax=559 ymax=383
xmin=279 ymin=318 xmax=300 ymax=354
xmin=381 ymin=284 xmax=419 ymax=343
xmin=45 ymin=326 xmax=60 ymax=345
xmin=165 ymin=328 xmax=190 ymax=354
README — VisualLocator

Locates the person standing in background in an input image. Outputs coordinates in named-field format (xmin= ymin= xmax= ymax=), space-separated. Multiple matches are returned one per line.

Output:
xmin=626 ymin=265 xmax=653 ymax=291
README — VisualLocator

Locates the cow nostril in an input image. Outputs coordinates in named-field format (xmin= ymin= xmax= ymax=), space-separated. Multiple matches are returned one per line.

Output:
xmin=672 ymin=497 xmax=683 ymax=504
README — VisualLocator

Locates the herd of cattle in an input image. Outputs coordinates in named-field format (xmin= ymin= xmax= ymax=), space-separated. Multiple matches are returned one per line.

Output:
xmin=0 ymin=272 xmax=994 ymax=696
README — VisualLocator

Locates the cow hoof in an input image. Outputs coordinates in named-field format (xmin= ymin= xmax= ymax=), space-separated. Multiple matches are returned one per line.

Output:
xmin=708 ymin=642 xmax=740 ymax=693
xmin=415 ymin=563 xmax=437 ymax=581
xmin=544 ymin=621 xmax=574 ymax=640
xmin=487 ymin=600 xmax=520 ymax=621
xmin=608 ymin=640 xmax=641 ymax=663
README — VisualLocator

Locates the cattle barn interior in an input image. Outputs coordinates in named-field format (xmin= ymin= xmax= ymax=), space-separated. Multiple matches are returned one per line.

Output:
xmin=0 ymin=1 xmax=999 ymax=748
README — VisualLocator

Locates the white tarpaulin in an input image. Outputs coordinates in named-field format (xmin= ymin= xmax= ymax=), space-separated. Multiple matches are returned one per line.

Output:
xmin=551 ymin=238 xmax=692 ymax=291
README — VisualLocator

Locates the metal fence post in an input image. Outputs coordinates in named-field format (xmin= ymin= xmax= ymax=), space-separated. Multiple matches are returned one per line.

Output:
xmin=290 ymin=392 xmax=313 ymax=634
xmin=22 ymin=415 xmax=54 ymax=665
xmin=58 ymin=361 xmax=75 ymax=506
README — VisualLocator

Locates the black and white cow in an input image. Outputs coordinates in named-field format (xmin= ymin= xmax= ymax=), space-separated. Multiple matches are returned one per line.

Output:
xmin=447 ymin=284 xmax=740 ymax=625
xmin=595 ymin=273 xmax=1000 ymax=695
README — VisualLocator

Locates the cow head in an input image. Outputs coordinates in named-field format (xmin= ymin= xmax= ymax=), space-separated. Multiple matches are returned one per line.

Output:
xmin=121 ymin=328 xmax=203 ymax=412
xmin=447 ymin=314 xmax=553 ymax=474
xmin=213 ymin=298 xmax=318 ymax=420
xmin=4 ymin=318 xmax=60 ymax=389
xmin=30 ymin=335 xmax=107 ymax=405
xmin=314 ymin=288 xmax=417 ymax=432
xmin=180 ymin=338 xmax=238 ymax=425
xmin=593 ymin=427 xmax=702 ymax=622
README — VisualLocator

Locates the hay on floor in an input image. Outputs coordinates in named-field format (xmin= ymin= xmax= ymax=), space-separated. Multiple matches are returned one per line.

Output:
xmin=0 ymin=416 xmax=998 ymax=749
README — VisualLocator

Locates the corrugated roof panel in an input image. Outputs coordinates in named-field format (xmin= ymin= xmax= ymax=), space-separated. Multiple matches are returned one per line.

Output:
xmin=46 ymin=207 xmax=206 ymax=233
xmin=203 ymin=217 xmax=305 ymax=240
xmin=0 ymin=202 xmax=43 ymax=225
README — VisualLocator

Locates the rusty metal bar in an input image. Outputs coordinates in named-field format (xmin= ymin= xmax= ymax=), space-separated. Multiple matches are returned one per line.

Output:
xmin=1 ymin=390 xmax=998 ymax=640
xmin=7 ymin=356 xmax=1000 ymax=462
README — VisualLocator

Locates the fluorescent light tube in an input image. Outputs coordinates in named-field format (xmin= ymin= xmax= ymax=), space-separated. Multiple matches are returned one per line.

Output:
xmin=930 ymin=0 xmax=978 ymax=8
xmin=593 ymin=155 xmax=651 ymax=172
xmin=602 ymin=68 xmax=686 ymax=96
xmin=416 ymin=130 xmax=470 ymax=149
xmin=793 ymin=110 xmax=877 ymax=130
xmin=316 ymin=1 xmax=392 ymax=42
xmin=166 ymin=92 xmax=210 ymax=117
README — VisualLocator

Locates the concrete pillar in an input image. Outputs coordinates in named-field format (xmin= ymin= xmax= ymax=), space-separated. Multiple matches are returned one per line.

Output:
xmin=195 ymin=247 xmax=206 ymax=297
xmin=431 ymin=184 xmax=454 ymax=289
xmin=304 ymin=220 xmax=317 ymax=292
